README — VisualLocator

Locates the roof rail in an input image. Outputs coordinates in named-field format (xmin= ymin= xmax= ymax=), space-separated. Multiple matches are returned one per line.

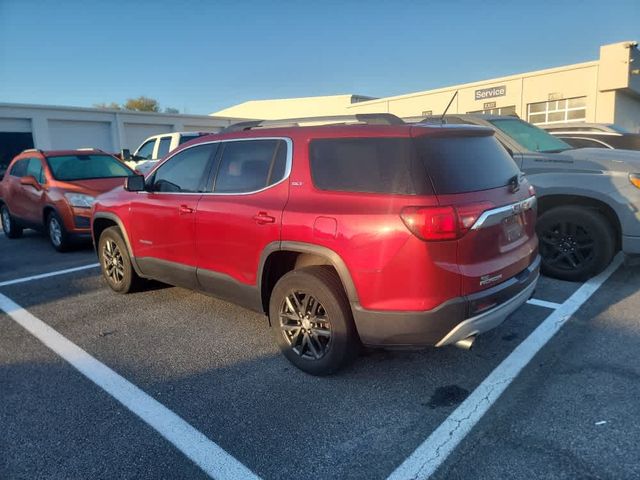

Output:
xmin=21 ymin=148 xmax=43 ymax=154
xmin=77 ymin=147 xmax=104 ymax=152
xmin=222 ymin=113 xmax=404 ymax=133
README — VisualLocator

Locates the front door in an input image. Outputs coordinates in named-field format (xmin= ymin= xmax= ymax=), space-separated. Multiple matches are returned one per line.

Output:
xmin=195 ymin=138 xmax=290 ymax=310
xmin=129 ymin=143 xmax=217 ymax=289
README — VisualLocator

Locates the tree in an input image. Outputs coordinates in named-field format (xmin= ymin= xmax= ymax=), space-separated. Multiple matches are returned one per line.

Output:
xmin=93 ymin=102 xmax=122 ymax=110
xmin=93 ymin=96 xmax=179 ymax=113
xmin=124 ymin=96 xmax=160 ymax=112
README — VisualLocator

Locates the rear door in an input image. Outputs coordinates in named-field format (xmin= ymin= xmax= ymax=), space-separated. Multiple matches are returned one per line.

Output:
xmin=17 ymin=157 xmax=46 ymax=223
xmin=195 ymin=138 xmax=290 ymax=308
xmin=4 ymin=159 xmax=29 ymax=218
xmin=129 ymin=143 xmax=217 ymax=289
xmin=414 ymin=129 xmax=538 ymax=296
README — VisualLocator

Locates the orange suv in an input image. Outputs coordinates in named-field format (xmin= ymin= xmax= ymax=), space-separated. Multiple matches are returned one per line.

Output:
xmin=0 ymin=149 xmax=134 ymax=251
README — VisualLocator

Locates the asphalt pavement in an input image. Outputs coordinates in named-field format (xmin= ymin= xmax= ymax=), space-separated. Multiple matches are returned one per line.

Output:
xmin=1 ymin=230 xmax=638 ymax=480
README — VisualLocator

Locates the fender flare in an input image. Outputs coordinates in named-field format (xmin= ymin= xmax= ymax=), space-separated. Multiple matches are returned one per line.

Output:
xmin=258 ymin=241 xmax=359 ymax=303
xmin=92 ymin=212 xmax=143 ymax=276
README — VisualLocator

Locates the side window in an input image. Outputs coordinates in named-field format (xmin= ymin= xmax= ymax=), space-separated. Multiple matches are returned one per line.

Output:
xmin=136 ymin=140 xmax=156 ymax=160
xmin=9 ymin=159 xmax=28 ymax=177
xmin=309 ymin=138 xmax=432 ymax=195
xmin=150 ymin=144 xmax=215 ymax=193
xmin=157 ymin=137 xmax=172 ymax=158
xmin=213 ymin=139 xmax=287 ymax=193
xmin=25 ymin=158 xmax=45 ymax=183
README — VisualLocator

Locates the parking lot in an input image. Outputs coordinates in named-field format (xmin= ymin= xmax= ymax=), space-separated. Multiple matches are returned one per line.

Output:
xmin=1 ymin=232 xmax=639 ymax=480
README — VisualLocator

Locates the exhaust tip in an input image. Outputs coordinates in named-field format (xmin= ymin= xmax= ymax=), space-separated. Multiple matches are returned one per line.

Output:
xmin=454 ymin=336 xmax=476 ymax=350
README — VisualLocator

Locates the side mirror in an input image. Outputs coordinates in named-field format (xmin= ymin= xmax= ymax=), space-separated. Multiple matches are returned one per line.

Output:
xmin=121 ymin=148 xmax=132 ymax=160
xmin=124 ymin=174 xmax=146 ymax=192
xmin=20 ymin=175 xmax=41 ymax=190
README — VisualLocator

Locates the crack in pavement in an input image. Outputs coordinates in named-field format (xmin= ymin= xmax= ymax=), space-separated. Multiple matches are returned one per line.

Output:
xmin=413 ymin=377 xmax=513 ymax=480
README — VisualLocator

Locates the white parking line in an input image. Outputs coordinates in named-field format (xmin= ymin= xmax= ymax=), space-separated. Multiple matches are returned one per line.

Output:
xmin=388 ymin=253 xmax=623 ymax=480
xmin=526 ymin=298 xmax=563 ymax=309
xmin=0 ymin=293 xmax=261 ymax=480
xmin=0 ymin=263 xmax=100 ymax=288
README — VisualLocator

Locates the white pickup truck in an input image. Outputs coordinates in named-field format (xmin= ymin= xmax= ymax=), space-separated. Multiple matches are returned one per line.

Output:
xmin=122 ymin=131 xmax=211 ymax=174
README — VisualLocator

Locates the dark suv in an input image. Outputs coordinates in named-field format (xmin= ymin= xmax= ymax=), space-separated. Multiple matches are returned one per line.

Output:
xmin=92 ymin=114 xmax=539 ymax=375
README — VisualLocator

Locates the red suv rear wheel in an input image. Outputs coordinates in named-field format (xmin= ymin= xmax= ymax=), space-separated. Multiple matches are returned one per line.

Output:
xmin=269 ymin=266 xmax=359 ymax=375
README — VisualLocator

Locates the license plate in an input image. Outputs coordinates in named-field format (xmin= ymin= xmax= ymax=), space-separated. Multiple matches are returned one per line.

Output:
xmin=502 ymin=214 xmax=524 ymax=242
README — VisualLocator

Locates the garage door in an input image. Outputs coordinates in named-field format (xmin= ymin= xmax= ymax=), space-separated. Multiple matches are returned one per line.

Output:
xmin=124 ymin=123 xmax=172 ymax=151
xmin=0 ymin=118 xmax=34 ymax=173
xmin=48 ymin=120 xmax=113 ymax=151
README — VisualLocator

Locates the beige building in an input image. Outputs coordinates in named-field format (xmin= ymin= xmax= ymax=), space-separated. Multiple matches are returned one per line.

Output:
xmin=212 ymin=41 xmax=640 ymax=133
xmin=212 ymin=94 xmax=376 ymax=120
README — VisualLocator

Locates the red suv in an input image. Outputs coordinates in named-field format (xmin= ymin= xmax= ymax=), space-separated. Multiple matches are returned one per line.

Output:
xmin=92 ymin=115 xmax=539 ymax=375
xmin=0 ymin=149 xmax=134 ymax=251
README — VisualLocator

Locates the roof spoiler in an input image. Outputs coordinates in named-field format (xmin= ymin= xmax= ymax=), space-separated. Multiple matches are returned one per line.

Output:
xmin=222 ymin=113 xmax=404 ymax=133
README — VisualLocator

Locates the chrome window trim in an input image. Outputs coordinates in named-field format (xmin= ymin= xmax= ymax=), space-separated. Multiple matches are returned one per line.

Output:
xmin=549 ymin=131 xmax=621 ymax=137
xmin=140 ymin=137 xmax=293 ymax=196
xmin=556 ymin=136 xmax=614 ymax=149
xmin=470 ymin=196 xmax=537 ymax=231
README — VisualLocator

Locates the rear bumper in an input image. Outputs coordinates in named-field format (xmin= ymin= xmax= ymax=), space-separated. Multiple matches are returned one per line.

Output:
xmin=352 ymin=255 xmax=540 ymax=348
xmin=622 ymin=234 xmax=640 ymax=255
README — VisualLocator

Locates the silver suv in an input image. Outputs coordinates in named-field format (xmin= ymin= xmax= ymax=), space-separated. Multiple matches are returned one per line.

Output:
xmin=417 ymin=115 xmax=640 ymax=281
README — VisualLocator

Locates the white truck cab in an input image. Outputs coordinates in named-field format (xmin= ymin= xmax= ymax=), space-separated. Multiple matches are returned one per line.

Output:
xmin=123 ymin=131 xmax=211 ymax=174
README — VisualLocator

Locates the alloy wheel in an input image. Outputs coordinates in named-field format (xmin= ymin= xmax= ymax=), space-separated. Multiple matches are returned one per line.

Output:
xmin=279 ymin=290 xmax=332 ymax=360
xmin=540 ymin=220 xmax=595 ymax=271
xmin=1 ymin=208 xmax=11 ymax=233
xmin=102 ymin=239 xmax=125 ymax=285
xmin=49 ymin=217 xmax=62 ymax=247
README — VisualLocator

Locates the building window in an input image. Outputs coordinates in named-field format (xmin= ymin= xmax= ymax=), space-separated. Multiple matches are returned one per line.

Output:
xmin=467 ymin=105 xmax=516 ymax=116
xmin=527 ymin=97 xmax=586 ymax=125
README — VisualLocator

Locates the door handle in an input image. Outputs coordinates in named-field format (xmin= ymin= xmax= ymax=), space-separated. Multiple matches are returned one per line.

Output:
xmin=179 ymin=205 xmax=194 ymax=215
xmin=253 ymin=212 xmax=276 ymax=224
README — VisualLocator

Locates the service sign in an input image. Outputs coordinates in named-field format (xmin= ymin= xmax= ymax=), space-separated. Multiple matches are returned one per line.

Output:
xmin=475 ymin=85 xmax=507 ymax=100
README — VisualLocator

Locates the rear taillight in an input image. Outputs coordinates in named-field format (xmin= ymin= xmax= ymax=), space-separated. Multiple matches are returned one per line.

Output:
xmin=401 ymin=202 xmax=494 ymax=241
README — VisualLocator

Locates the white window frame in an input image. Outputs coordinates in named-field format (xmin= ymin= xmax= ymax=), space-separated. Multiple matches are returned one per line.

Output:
xmin=468 ymin=105 xmax=517 ymax=116
xmin=527 ymin=97 xmax=586 ymax=125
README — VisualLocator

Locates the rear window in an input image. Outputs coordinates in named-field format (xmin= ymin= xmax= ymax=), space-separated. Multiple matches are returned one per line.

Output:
xmin=414 ymin=134 xmax=520 ymax=194
xmin=309 ymin=138 xmax=432 ymax=195
xmin=179 ymin=134 xmax=200 ymax=145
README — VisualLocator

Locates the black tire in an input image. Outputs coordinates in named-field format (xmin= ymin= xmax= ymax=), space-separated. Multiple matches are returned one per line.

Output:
xmin=98 ymin=226 xmax=144 ymax=293
xmin=47 ymin=211 xmax=72 ymax=252
xmin=1 ymin=205 xmax=23 ymax=239
xmin=269 ymin=266 xmax=359 ymax=375
xmin=537 ymin=206 xmax=615 ymax=282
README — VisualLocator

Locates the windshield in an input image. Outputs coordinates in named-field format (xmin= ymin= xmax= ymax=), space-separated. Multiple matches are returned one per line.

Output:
xmin=490 ymin=118 xmax=573 ymax=153
xmin=47 ymin=154 xmax=134 ymax=181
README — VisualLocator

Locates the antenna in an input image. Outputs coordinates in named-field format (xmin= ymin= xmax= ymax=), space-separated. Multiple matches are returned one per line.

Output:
xmin=440 ymin=90 xmax=458 ymax=124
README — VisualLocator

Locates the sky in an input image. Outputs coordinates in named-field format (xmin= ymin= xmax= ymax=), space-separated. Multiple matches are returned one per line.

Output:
xmin=1 ymin=0 xmax=639 ymax=115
